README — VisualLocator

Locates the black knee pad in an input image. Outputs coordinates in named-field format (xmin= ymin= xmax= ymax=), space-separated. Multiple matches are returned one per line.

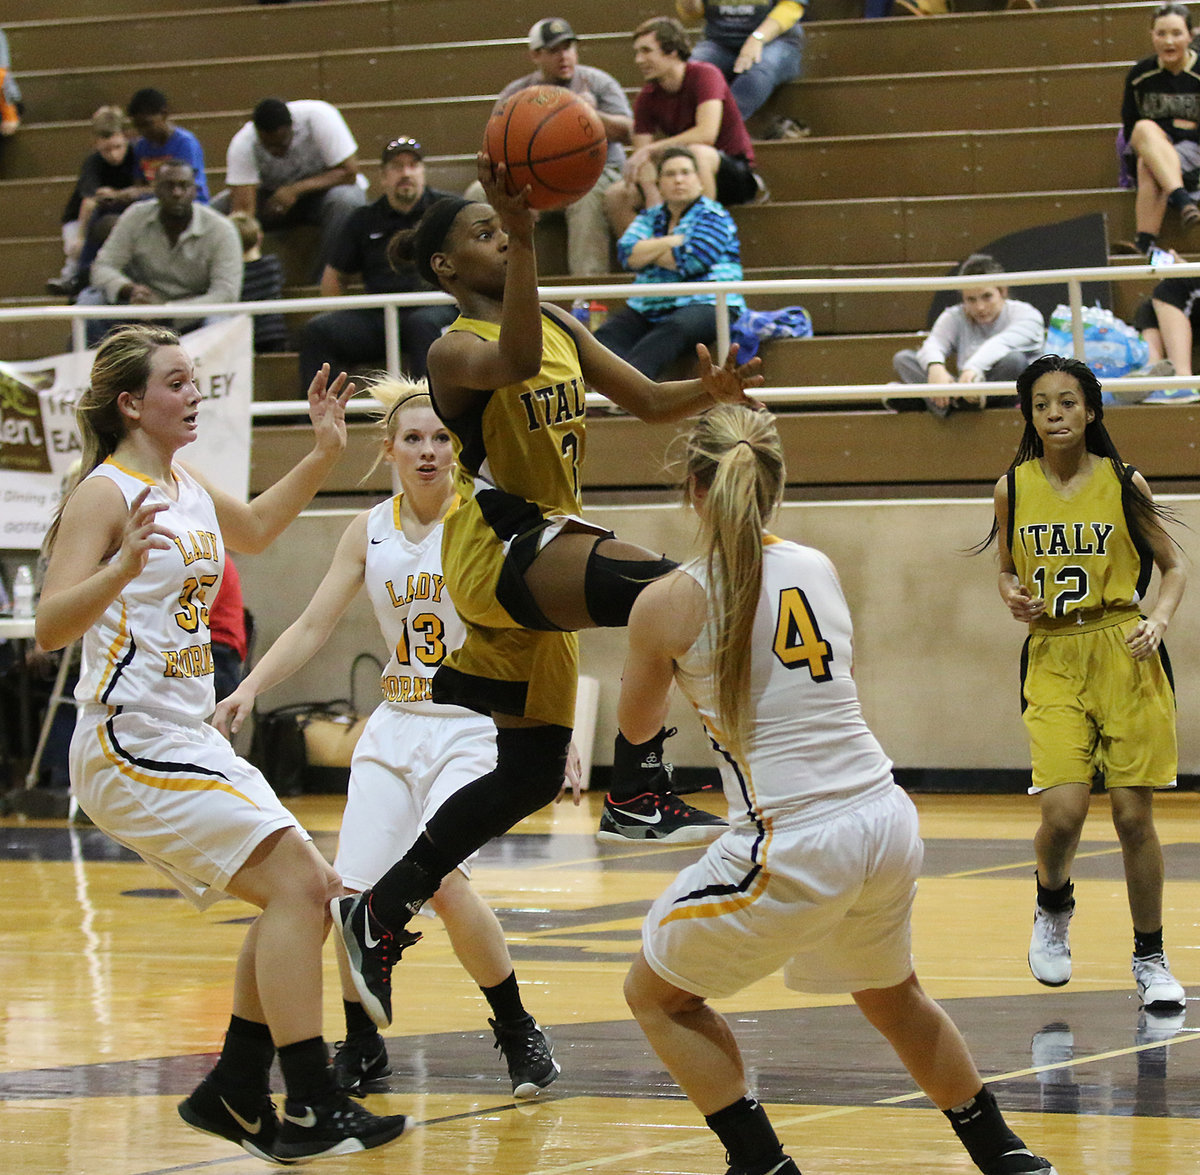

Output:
xmin=584 ymin=542 xmax=679 ymax=627
xmin=423 ymin=724 xmax=573 ymax=853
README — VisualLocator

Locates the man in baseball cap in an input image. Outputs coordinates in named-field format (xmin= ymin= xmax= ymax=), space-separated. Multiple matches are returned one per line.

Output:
xmin=528 ymin=17 xmax=576 ymax=51
xmin=298 ymin=133 xmax=457 ymax=388
xmin=482 ymin=18 xmax=633 ymax=275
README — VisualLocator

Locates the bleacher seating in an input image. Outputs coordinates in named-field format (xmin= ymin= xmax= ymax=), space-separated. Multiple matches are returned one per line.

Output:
xmin=2 ymin=0 xmax=1195 ymax=496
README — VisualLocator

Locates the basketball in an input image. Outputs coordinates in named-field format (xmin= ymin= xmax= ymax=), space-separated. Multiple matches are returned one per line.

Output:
xmin=483 ymin=84 xmax=608 ymax=211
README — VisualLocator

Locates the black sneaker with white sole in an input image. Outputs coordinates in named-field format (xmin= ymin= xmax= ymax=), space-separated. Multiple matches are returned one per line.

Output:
xmin=275 ymin=1091 xmax=413 ymax=1161
xmin=597 ymin=791 xmax=726 ymax=843
xmin=490 ymin=1015 xmax=561 ymax=1097
xmin=331 ymin=893 xmax=422 ymax=1029
xmin=724 ymin=1157 xmax=802 ymax=1175
xmin=177 ymin=1073 xmax=288 ymax=1164
xmin=979 ymin=1149 xmax=1059 ymax=1175
xmin=332 ymin=1029 xmax=392 ymax=1095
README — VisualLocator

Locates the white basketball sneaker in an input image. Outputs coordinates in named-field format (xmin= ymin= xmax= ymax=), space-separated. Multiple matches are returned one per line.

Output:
xmin=1133 ymin=951 xmax=1186 ymax=1009
xmin=1028 ymin=904 xmax=1073 ymax=987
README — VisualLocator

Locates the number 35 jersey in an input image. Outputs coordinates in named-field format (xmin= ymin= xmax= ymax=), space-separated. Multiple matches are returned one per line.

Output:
xmin=363 ymin=494 xmax=474 ymax=717
xmin=75 ymin=460 xmax=224 ymax=717
xmin=1009 ymin=458 xmax=1150 ymax=627
xmin=676 ymin=536 xmax=894 ymax=827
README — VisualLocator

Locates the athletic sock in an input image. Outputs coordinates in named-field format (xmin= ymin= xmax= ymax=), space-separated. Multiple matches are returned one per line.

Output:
xmin=1134 ymin=927 xmax=1165 ymax=959
xmin=705 ymin=1096 xmax=785 ymax=1172
xmin=277 ymin=1036 xmax=335 ymax=1106
xmin=1035 ymin=873 xmax=1074 ymax=912
xmin=1167 ymin=186 xmax=1193 ymax=210
xmin=212 ymin=1014 xmax=275 ymax=1093
xmin=944 ymin=1085 xmax=1026 ymax=1169
xmin=1135 ymin=231 xmax=1157 ymax=256
xmin=481 ymin=971 xmax=528 ymax=1024
xmin=371 ymin=852 xmax=443 ymax=932
xmin=610 ymin=729 xmax=670 ymax=802
xmin=343 ymin=999 xmax=376 ymax=1038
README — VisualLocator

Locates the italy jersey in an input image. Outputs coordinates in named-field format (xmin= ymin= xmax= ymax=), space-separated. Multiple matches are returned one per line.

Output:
xmin=676 ymin=536 xmax=894 ymax=831
xmin=74 ymin=460 xmax=223 ymax=718
xmin=1009 ymin=457 xmax=1150 ymax=629
xmin=438 ymin=309 xmax=587 ymax=515
xmin=362 ymin=493 xmax=473 ymax=717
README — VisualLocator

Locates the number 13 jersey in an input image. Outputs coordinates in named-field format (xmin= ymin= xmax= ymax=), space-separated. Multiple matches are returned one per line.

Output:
xmin=363 ymin=493 xmax=474 ymax=716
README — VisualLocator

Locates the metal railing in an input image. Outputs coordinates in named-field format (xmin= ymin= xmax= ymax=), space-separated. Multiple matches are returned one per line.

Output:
xmin=2 ymin=260 xmax=1196 ymax=411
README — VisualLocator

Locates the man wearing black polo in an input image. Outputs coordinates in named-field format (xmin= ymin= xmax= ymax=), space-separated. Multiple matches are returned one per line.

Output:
xmin=297 ymin=137 xmax=457 ymax=386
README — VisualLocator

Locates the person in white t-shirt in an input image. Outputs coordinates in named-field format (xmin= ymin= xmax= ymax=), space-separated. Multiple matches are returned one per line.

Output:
xmin=222 ymin=97 xmax=368 ymax=277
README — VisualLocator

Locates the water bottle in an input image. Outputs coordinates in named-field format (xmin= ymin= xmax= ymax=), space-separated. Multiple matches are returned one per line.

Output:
xmin=12 ymin=564 xmax=34 ymax=620
xmin=571 ymin=298 xmax=591 ymax=329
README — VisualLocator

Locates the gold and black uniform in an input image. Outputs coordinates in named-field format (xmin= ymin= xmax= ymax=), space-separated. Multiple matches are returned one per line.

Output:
xmin=431 ymin=309 xmax=607 ymax=727
xmin=1009 ymin=457 xmax=1176 ymax=791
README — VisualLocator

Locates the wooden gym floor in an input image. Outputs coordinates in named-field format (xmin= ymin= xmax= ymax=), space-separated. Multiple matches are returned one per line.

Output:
xmin=1 ymin=789 xmax=1198 ymax=1175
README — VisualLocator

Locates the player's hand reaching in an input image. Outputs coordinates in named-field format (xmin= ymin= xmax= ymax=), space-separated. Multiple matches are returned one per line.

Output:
xmin=306 ymin=362 xmax=356 ymax=455
xmin=696 ymin=342 xmax=764 ymax=408
xmin=212 ymin=681 xmax=256 ymax=739
xmin=113 ymin=486 xmax=173 ymax=582
xmin=477 ymin=153 xmax=536 ymax=245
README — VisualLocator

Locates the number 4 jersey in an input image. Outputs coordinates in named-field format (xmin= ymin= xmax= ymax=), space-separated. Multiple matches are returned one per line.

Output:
xmin=675 ymin=536 xmax=895 ymax=827
xmin=1009 ymin=457 xmax=1151 ymax=628
xmin=75 ymin=460 xmax=224 ymax=717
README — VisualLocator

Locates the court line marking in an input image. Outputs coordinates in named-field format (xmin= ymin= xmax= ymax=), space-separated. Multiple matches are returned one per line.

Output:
xmin=446 ymin=1030 xmax=1200 ymax=1175
xmin=941 ymin=845 xmax=1124 ymax=879
xmin=84 ymin=1028 xmax=1200 ymax=1175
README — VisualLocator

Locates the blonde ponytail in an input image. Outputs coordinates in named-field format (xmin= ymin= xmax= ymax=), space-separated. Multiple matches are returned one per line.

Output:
xmin=683 ymin=405 xmax=784 ymax=761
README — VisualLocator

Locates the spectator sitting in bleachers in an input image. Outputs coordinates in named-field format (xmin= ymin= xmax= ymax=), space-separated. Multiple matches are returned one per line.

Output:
xmin=887 ymin=253 xmax=1044 ymax=417
xmin=219 ymin=97 xmax=368 ymax=280
xmin=0 ymin=27 xmax=22 ymax=143
xmin=1123 ymin=2 xmax=1200 ymax=259
xmin=606 ymin=17 xmax=765 ymax=236
xmin=128 ymin=87 xmax=210 ymax=203
xmin=47 ymin=106 xmax=148 ymax=298
xmin=229 ymin=211 xmax=288 ymax=354
xmin=594 ymin=147 xmax=746 ymax=379
xmin=1131 ymin=274 xmax=1200 ymax=402
xmin=297 ymin=136 xmax=457 ymax=387
xmin=487 ymin=17 xmax=633 ymax=276
xmin=675 ymin=1 xmax=807 ymax=136
xmin=77 ymin=160 xmax=242 ymax=347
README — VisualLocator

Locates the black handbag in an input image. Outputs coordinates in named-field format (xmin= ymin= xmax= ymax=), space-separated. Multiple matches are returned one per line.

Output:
xmin=249 ymin=653 xmax=382 ymax=795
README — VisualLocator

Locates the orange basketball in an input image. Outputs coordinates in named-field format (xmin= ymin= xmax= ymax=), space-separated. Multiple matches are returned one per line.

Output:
xmin=483 ymin=84 xmax=608 ymax=211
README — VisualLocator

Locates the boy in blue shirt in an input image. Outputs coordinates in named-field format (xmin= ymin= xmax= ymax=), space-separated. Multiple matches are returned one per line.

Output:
xmin=128 ymin=87 xmax=209 ymax=203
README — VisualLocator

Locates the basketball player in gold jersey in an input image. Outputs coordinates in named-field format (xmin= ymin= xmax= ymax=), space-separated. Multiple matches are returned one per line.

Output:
xmin=983 ymin=354 xmax=1186 ymax=1009
xmin=333 ymin=155 xmax=762 ymax=1029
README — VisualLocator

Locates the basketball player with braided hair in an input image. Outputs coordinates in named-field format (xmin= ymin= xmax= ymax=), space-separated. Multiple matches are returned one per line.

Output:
xmin=333 ymin=155 xmax=761 ymax=1030
xmin=980 ymin=354 xmax=1187 ymax=1008
xmin=618 ymin=403 xmax=1058 ymax=1175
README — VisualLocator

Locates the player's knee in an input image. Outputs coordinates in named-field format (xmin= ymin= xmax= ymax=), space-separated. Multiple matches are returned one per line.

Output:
xmin=495 ymin=723 xmax=573 ymax=809
xmin=584 ymin=540 xmax=678 ymax=627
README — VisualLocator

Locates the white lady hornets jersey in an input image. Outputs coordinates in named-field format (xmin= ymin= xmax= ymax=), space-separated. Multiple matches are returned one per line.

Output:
xmin=363 ymin=494 xmax=472 ymax=716
xmin=75 ymin=460 xmax=224 ymax=716
xmin=676 ymin=536 xmax=894 ymax=828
